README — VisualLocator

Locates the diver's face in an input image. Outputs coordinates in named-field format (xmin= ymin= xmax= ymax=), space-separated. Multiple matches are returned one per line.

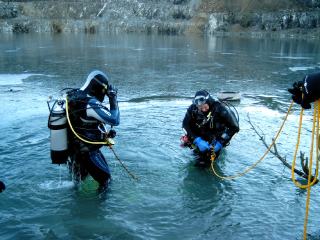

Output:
xmin=198 ymin=103 xmax=209 ymax=113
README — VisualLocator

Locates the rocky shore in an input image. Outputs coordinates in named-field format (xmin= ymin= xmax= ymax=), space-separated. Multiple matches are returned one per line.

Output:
xmin=0 ymin=0 xmax=319 ymax=36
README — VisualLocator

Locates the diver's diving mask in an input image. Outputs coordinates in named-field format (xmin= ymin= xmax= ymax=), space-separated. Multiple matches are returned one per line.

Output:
xmin=193 ymin=94 xmax=209 ymax=106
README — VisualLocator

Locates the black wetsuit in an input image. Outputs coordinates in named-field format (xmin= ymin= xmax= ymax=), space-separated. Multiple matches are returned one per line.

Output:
xmin=289 ymin=72 xmax=320 ymax=109
xmin=67 ymin=89 xmax=119 ymax=186
xmin=182 ymin=97 xmax=239 ymax=159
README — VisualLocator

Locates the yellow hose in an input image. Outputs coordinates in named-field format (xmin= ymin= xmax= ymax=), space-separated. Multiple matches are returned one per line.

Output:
xmin=65 ymin=96 xmax=112 ymax=145
xmin=65 ymin=96 xmax=138 ymax=181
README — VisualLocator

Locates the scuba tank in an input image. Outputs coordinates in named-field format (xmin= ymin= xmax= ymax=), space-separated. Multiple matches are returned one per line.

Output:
xmin=47 ymin=98 xmax=68 ymax=164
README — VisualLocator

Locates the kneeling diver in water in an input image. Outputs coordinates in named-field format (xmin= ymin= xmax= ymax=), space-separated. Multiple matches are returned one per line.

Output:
xmin=182 ymin=90 xmax=239 ymax=166
xmin=48 ymin=70 xmax=119 ymax=189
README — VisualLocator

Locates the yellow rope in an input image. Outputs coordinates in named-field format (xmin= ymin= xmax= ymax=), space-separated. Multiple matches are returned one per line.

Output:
xmin=210 ymin=96 xmax=320 ymax=240
xmin=298 ymin=101 xmax=320 ymax=240
xmin=287 ymin=99 xmax=320 ymax=240
xmin=291 ymin=102 xmax=319 ymax=188
xmin=210 ymin=101 xmax=294 ymax=180
xmin=303 ymin=103 xmax=316 ymax=240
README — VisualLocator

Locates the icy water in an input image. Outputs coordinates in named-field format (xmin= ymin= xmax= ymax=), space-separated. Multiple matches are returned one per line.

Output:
xmin=1 ymin=33 xmax=320 ymax=240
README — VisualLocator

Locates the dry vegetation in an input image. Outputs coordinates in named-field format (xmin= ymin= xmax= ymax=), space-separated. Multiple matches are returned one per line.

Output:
xmin=199 ymin=0 xmax=308 ymax=13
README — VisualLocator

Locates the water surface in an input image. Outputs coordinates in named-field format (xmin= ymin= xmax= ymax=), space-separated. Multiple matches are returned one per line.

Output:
xmin=1 ymin=33 xmax=320 ymax=239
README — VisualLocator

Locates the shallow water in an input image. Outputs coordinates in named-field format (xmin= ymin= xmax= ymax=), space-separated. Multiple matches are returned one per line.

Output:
xmin=1 ymin=33 xmax=320 ymax=239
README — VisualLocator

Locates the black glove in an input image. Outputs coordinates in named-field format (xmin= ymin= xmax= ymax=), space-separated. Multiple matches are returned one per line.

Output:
xmin=107 ymin=84 xmax=117 ymax=98
xmin=288 ymin=80 xmax=305 ymax=106
xmin=288 ymin=72 xmax=320 ymax=109
xmin=107 ymin=129 xmax=116 ymax=138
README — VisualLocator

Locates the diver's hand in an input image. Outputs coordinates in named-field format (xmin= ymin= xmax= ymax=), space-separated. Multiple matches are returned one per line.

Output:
xmin=107 ymin=129 xmax=116 ymax=138
xmin=288 ymin=80 xmax=309 ymax=108
xmin=288 ymin=72 xmax=320 ymax=109
xmin=107 ymin=84 xmax=117 ymax=98
xmin=212 ymin=140 xmax=223 ymax=153
xmin=193 ymin=137 xmax=210 ymax=152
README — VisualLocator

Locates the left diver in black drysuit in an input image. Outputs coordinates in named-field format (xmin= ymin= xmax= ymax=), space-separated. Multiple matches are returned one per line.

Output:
xmin=66 ymin=70 xmax=119 ymax=189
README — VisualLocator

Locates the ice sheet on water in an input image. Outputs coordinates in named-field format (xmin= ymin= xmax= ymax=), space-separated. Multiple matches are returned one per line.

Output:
xmin=272 ymin=56 xmax=312 ymax=60
xmin=4 ymin=48 xmax=21 ymax=53
xmin=256 ymin=94 xmax=279 ymax=98
xmin=243 ymin=106 xmax=283 ymax=117
xmin=289 ymin=66 xmax=316 ymax=72
xmin=132 ymin=48 xmax=144 ymax=51
xmin=0 ymin=73 xmax=43 ymax=86
xmin=38 ymin=180 xmax=74 ymax=190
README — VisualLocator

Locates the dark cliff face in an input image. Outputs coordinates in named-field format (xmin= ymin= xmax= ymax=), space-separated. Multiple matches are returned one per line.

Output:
xmin=200 ymin=0 xmax=320 ymax=12
xmin=0 ymin=0 xmax=319 ymax=35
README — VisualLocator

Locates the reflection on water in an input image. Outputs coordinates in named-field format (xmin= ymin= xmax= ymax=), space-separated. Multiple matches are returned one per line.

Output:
xmin=0 ymin=33 xmax=320 ymax=239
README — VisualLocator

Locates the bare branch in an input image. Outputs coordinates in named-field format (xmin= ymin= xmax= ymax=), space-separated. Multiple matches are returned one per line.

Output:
xmin=247 ymin=113 xmax=318 ymax=184
xmin=300 ymin=152 xmax=309 ymax=175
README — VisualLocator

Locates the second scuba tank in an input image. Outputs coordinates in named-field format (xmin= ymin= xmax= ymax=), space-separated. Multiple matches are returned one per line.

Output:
xmin=48 ymin=99 xmax=68 ymax=164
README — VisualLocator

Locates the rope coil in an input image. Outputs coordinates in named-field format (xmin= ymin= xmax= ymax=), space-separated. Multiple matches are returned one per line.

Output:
xmin=290 ymin=100 xmax=320 ymax=240
xmin=210 ymin=98 xmax=320 ymax=240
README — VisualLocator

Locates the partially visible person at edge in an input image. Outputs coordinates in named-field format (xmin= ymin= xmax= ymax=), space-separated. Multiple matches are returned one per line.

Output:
xmin=288 ymin=72 xmax=320 ymax=109
xmin=0 ymin=180 xmax=5 ymax=193
xmin=182 ymin=90 xmax=239 ymax=166
xmin=66 ymin=70 xmax=119 ymax=190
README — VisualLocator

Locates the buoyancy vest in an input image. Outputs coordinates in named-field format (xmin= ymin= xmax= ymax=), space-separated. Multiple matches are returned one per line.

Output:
xmin=66 ymin=89 xmax=104 ymax=151
xmin=189 ymin=99 xmax=239 ymax=143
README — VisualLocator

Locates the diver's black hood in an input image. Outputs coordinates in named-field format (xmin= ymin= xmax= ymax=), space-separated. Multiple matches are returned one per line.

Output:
xmin=80 ymin=70 xmax=109 ymax=102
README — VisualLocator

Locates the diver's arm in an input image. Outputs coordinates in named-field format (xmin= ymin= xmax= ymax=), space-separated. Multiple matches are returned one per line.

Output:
xmin=182 ymin=107 xmax=197 ymax=140
xmin=86 ymin=98 xmax=120 ymax=126
xmin=218 ymin=105 xmax=239 ymax=145
xmin=107 ymin=95 xmax=120 ymax=124
xmin=288 ymin=72 xmax=320 ymax=109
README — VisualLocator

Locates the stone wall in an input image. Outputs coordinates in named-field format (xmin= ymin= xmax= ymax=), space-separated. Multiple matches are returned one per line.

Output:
xmin=0 ymin=0 xmax=319 ymax=35
xmin=207 ymin=11 xmax=320 ymax=33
